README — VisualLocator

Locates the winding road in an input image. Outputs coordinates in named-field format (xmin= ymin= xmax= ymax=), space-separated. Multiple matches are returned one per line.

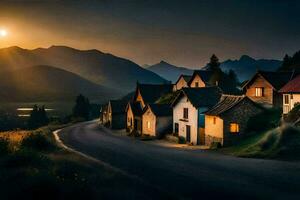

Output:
xmin=57 ymin=121 xmax=300 ymax=199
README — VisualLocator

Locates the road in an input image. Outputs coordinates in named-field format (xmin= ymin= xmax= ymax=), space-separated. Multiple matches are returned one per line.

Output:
xmin=57 ymin=121 xmax=300 ymax=199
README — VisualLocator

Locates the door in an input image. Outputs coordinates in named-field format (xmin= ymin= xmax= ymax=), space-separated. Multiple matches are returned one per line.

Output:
xmin=174 ymin=123 xmax=179 ymax=136
xmin=186 ymin=125 xmax=191 ymax=143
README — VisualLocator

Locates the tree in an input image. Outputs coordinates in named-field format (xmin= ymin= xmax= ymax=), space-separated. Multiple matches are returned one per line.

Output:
xmin=27 ymin=105 xmax=49 ymax=129
xmin=207 ymin=54 xmax=223 ymax=86
xmin=73 ymin=94 xmax=90 ymax=120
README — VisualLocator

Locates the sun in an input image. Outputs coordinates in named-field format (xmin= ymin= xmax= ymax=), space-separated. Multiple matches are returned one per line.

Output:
xmin=0 ymin=29 xmax=8 ymax=37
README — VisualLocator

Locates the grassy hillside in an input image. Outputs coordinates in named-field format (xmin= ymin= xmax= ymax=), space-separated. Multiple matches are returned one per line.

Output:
xmin=0 ymin=65 xmax=120 ymax=102
xmin=0 ymin=46 xmax=167 ymax=92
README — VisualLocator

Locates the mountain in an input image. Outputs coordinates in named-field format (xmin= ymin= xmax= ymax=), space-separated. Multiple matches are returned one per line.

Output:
xmin=148 ymin=56 xmax=282 ymax=82
xmin=147 ymin=61 xmax=193 ymax=82
xmin=220 ymin=55 xmax=282 ymax=81
xmin=0 ymin=46 xmax=167 ymax=93
xmin=0 ymin=65 xmax=119 ymax=102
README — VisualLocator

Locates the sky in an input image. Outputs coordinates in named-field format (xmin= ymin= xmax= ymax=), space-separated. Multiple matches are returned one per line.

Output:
xmin=0 ymin=0 xmax=299 ymax=68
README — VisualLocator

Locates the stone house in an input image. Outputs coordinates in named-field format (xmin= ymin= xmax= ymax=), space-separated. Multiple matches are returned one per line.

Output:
xmin=172 ymin=87 xmax=222 ymax=145
xmin=107 ymin=100 xmax=127 ymax=129
xmin=173 ymin=75 xmax=192 ymax=91
xmin=125 ymin=83 xmax=173 ymax=134
xmin=142 ymin=104 xmax=173 ymax=138
xmin=188 ymin=70 xmax=214 ymax=88
xmin=205 ymin=95 xmax=264 ymax=146
xmin=279 ymin=75 xmax=300 ymax=114
xmin=242 ymin=70 xmax=296 ymax=108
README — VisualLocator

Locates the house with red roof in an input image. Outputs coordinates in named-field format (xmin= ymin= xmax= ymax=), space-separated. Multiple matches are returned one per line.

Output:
xmin=279 ymin=75 xmax=300 ymax=114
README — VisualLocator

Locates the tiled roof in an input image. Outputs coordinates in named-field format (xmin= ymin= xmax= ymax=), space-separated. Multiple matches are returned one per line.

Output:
xmin=144 ymin=104 xmax=172 ymax=117
xmin=243 ymin=70 xmax=296 ymax=91
xmin=137 ymin=83 xmax=173 ymax=104
xmin=172 ymin=86 xmax=223 ymax=108
xmin=205 ymin=95 xmax=261 ymax=116
xmin=279 ymin=75 xmax=300 ymax=93
xmin=109 ymin=100 xmax=127 ymax=114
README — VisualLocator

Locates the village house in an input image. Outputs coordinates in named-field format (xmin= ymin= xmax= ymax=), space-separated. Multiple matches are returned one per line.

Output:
xmin=188 ymin=70 xmax=214 ymax=88
xmin=279 ymin=75 xmax=300 ymax=114
xmin=242 ymin=70 xmax=296 ymax=108
xmin=142 ymin=104 xmax=173 ymax=138
xmin=205 ymin=95 xmax=264 ymax=146
xmin=125 ymin=83 xmax=173 ymax=134
xmin=173 ymin=75 xmax=192 ymax=91
xmin=99 ymin=104 xmax=108 ymax=125
xmin=172 ymin=87 xmax=222 ymax=145
xmin=107 ymin=100 xmax=127 ymax=129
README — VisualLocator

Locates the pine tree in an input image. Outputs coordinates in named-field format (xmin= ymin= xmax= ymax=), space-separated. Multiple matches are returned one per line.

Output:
xmin=73 ymin=94 xmax=90 ymax=120
xmin=207 ymin=54 xmax=223 ymax=86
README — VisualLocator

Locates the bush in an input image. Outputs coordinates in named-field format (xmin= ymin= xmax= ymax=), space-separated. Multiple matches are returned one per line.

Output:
xmin=210 ymin=142 xmax=222 ymax=149
xmin=247 ymin=108 xmax=281 ymax=133
xmin=285 ymin=103 xmax=300 ymax=124
xmin=21 ymin=133 xmax=56 ymax=152
xmin=178 ymin=136 xmax=186 ymax=144
xmin=0 ymin=138 xmax=10 ymax=155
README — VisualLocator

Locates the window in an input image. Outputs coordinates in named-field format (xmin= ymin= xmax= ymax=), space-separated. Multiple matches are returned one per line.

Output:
xmin=230 ymin=123 xmax=239 ymax=133
xmin=147 ymin=121 xmax=151 ymax=129
xmin=213 ymin=117 xmax=216 ymax=125
xmin=174 ymin=123 xmax=179 ymax=135
xmin=183 ymin=108 xmax=189 ymax=119
xmin=255 ymin=87 xmax=264 ymax=97
xmin=195 ymin=82 xmax=199 ymax=87
xmin=284 ymin=94 xmax=290 ymax=105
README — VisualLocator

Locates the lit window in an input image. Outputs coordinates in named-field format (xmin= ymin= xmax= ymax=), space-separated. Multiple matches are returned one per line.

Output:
xmin=284 ymin=94 xmax=290 ymax=105
xmin=183 ymin=108 xmax=188 ymax=119
xmin=147 ymin=121 xmax=151 ymax=129
xmin=230 ymin=123 xmax=239 ymax=133
xmin=255 ymin=87 xmax=264 ymax=97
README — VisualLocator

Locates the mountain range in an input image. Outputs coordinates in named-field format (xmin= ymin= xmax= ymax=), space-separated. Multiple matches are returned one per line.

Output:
xmin=0 ymin=46 xmax=167 ymax=102
xmin=147 ymin=56 xmax=282 ymax=82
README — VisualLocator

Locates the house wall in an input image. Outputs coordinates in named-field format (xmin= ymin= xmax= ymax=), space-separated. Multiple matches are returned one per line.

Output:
xmin=156 ymin=116 xmax=173 ymax=138
xmin=245 ymin=74 xmax=274 ymax=107
xmin=283 ymin=93 xmax=300 ymax=114
xmin=189 ymin=75 xmax=206 ymax=88
xmin=111 ymin=113 xmax=126 ymax=129
xmin=135 ymin=89 xmax=145 ymax=108
xmin=204 ymin=115 xmax=224 ymax=146
xmin=174 ymin=77 xmax=188 ymax=91
xmin=221 ymin=99 xmax=263 ymax=146
xmin=142 ymin=109 xmax=156 ymax=136
xmin=173 ymin=96 xmax=198 ymax=144
xmin=126 ymin=106 xmax=135 ymax=132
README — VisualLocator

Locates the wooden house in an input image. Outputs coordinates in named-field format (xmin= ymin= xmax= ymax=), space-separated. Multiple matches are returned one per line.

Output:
xmin=107 ymin=100 xmax=127 ymax=129
xmin=125 ymin=83 xmax=173 ymax=134
xmin=172 ymin=87 xmax=222 ymax=145
xmin=142 ymin=104 xmax=173 ymax=138
xmin=279 ymin=75 xmax=300 ymax=114
xmin=243 ymin=71 xmax=295 ymax=108
xmin=205 ymin=95 xmax=264 ymax=146
xmin=173 ymin=75 xmax=192 ymax=91
xmin=188 ymin=70 xmax=214 ymax=88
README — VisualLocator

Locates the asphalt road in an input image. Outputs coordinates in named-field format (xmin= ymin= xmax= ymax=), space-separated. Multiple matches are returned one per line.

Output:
xmin=57 ymin=121 xmax=300 ymax=199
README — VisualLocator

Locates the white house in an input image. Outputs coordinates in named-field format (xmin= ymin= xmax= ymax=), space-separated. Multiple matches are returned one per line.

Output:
xmin=171 ymin=87 xmax=222 ymax=145
xmin=279 ymin=75 xmax=300 ymax=114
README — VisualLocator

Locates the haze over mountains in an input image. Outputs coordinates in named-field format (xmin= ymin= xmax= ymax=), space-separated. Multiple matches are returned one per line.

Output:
xmin=0 ymin=46 xmax=167 ymax=102
xmin=147 ymin=56 xmax=282 ymax=83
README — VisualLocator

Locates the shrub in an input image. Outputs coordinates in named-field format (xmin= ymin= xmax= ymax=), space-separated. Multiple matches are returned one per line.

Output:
xmin=210 ymin=142 xmax=222 ymax=149
xmin=21 ymin=133 xmax=56 ymax=152
xmin=285 ymin=103 xmax=300 ymax=124
xmin=178 ymin=136 xmax=186 ymax=144
xmin=0 ymin=138 xmax=10 ymax=155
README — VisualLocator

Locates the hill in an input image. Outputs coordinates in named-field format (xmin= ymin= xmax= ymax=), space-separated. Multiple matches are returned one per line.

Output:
xmin=0 ymin=65 xmax=119 ymax=102
xmin=0 ymin=46 xmax=167 ymax=93
xmin=147 ymin=56 xmax=282 ymax=82
xmin=147 ymin=61 xmax=193 ymax=82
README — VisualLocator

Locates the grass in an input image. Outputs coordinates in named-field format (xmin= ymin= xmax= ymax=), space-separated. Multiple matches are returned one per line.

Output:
xmin=0 ymin=124 xmax=170 ymax=200
xmin=221 ymin=125 xmax=300 ymax=161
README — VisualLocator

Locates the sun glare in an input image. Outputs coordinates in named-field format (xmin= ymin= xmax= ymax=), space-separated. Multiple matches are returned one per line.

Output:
xmin=0 ymin=29 xmax=8 ymax=37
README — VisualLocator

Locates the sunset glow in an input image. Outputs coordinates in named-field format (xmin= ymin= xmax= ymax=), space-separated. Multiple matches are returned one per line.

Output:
xmin=0 ymin=29 xmax=7 ymax=37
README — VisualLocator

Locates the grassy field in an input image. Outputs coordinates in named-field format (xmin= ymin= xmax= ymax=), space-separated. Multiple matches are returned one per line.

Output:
xmin=0 ymin=125 xmax=170 ymax=200
xmin=220 ymin=125 xmax=300 ymax=161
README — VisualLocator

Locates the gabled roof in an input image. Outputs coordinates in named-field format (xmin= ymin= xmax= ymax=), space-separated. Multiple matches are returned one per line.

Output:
xmin=279 ymin=75 xmax=300 ymax=93
xmin=135 ymin=83 xmax=173 ymax=104
xmin=172 ymin=86 xmax=223 ymax=108
xmin=242 ymin=70 xmax=295 ymax=91
xmin=175 ymin=74 xmax=192 ymax=85
xmin=205 ymin=95 xmax=262 ymax=116
xmin=143 ymin=104 xmax=172 ymax=117
xmin=187 ymin=70 xmax=214 ymax=86
xmin=126 ymin=102 xmax=143 ymax=116
xmin=109 ymin=100 xmax=128 ymax=114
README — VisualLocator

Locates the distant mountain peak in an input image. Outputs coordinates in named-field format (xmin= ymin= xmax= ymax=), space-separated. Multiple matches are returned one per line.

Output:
xmin=159 ymin=60 xmax=169 ymax=64
xmin=239 ymin=55 xmax=255 ymax=62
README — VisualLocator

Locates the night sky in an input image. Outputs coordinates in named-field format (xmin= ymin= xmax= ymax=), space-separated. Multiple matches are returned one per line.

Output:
xmin=0 ymin=0 xmax=299 ymax=67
